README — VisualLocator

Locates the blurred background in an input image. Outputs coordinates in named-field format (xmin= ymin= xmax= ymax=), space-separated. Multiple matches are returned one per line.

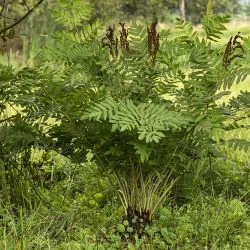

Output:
xmin=0 ymin=0 xmax=250 ymax=67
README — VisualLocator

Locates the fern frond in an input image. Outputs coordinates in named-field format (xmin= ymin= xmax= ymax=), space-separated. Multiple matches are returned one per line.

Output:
xmin=226 ymin=138 xmax=250 ymax=153
xmin=222 ymin=122 xmax=250 ymax=131
xmin=228 ymin=90 xmax=250 ymax=109
xmin=222 ymin=67 xmax=249 ymax=89
xmin=81 ymin=99 xmax=189 ymax=143
xmin=52 ymin=0 xmax=93 ymax=30
xmin=201 ymin=7 xmax=230 ymax=42
xmin=69 ymin=19 xmax=103 ymax=43
xmin=130 ymin=142 xmax=153 ymax=163
xmin=128 ymin=20 xmax=148 ymax=55
xmin=43 ymin=33 xmax=99 ymax=64
xmin=175 ymin=18 xmax=198 ymax=43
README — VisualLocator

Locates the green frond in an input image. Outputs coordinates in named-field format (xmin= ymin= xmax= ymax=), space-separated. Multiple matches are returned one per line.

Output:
xmin=201 ymin=7 xmax=230 ymax=42
xmin=128 ymin=20 xmax=148 ymax=55
xmin=175 ymin=18 xmax=198 ymax=43
xmin=81 ymin=99 xmax=189 ymax=143
xmin=52 ymin=0 xmax=93 ymax=30
xmin=206 ymin=0 xmax=213 ymax=17
xmin=228 ymin=90 xmax=250 ymax=109
xmin=43 ymin=33 xmax=100 ymax=64
xmin=68 ymin=19 xmax=103 ymax=43
xmin=222 ymin=122 xmax=250 ymax=131
xmin=129 ymin=142 xmax=152 ymax=163
xmin=226 ymin=138 xmax=250 ymax=153
xmin=222 ymin=68 xmax=249 ymax=89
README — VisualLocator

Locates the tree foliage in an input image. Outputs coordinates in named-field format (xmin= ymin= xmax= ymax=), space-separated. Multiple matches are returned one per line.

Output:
xmin=89 ymin=0 xmax=241 ymax=23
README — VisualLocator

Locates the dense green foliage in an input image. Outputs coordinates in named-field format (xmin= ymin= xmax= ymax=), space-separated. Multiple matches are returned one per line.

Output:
xmin=0 ymin=0 xmax=250 ymax=248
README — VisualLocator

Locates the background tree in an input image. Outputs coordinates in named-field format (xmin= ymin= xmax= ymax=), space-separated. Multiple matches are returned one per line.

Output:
xmin=0 ymin=0 xmax=44 ymax=36
xmin=185 ymin=0 xmax=241 ymax=23
xmin=0 ymin=0 xmax=55 ymax=66
xmin=90 ymin=0 xmax=242 ymax=23
xmin=90 ymin=0 xmax=168 ymax=22
xmin=179 ymin=0 xmax=186 ymax=20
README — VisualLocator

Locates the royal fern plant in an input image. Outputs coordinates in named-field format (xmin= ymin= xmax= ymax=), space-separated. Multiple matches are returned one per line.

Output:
xmin=4 ymin=0 xmax=250 ymax=237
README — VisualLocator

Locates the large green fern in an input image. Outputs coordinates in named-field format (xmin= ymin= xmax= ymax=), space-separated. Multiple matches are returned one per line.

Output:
xmin=81 ymin=99 xmax=190 ymax=143
xmin=3 ymin=0 xmax=250 ymax=233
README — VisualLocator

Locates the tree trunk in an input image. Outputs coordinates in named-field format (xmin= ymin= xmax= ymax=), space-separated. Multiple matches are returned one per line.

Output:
xmin=179 ymin=0 xmax=186 ymax=20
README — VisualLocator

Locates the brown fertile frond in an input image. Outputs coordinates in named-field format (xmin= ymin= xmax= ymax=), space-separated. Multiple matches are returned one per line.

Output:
xmin=223 ymin=32 xmax=244 ymax=67
xmin=147 ymin=20 xmax=160 ymax=65
xmin=223 ymin=36 xmax=233 ymax=67
xmin=102 ymin=25 xmax=119 ymax=59
xmin=119 ymin=22 xmax=129 ymax=52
